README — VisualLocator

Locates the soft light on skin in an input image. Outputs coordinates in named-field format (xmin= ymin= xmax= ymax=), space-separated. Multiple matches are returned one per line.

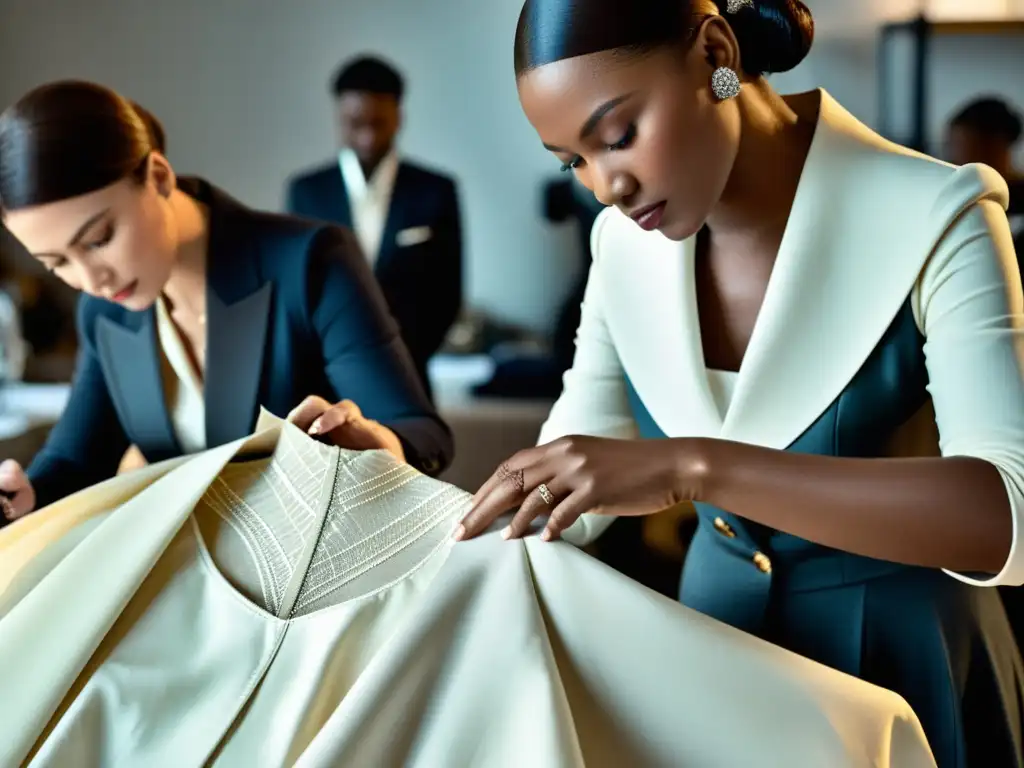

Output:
xmin=516 ymin=21 xmax=743 ymax=242
xmin=515 ymin=14 xmax=818 ymax=246
xmin=2 ymin=154 xmax=208 ymax=312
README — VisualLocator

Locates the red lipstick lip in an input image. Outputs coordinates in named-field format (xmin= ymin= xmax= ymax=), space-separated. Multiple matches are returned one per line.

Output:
xmin=629 ymin=201 xmax=666 ymax=231
xmin=111 ymin=281 xmax=137 ymax=303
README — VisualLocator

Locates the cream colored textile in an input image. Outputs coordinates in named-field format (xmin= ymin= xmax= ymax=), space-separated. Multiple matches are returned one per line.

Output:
xmin=0 ymin=412 xmax=935 ymax=767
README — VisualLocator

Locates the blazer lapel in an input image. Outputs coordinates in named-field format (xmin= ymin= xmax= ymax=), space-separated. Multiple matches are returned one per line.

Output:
xmin=196 ymin=179 xmax=274 ymax=448
xmin=325 ymin=165 xmax=354 ymax=229
xmin=94 ymin=311 xmax=180 ymax=459
xmin=203 ymin=284 xmax=272 ymax=447
xmin=597 ymin=219 xmax=723 ymax=439
xmin=720 ymin=92 xmax=950 ymax=449
xmin=597 ymin=90 xmax=958 ymax=451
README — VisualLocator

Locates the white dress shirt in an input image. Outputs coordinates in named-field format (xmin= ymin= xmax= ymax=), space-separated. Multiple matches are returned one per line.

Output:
xmin=154 ymin=296 xmax=206 ymax=454
xmin=339 ymin=147 xmax=399 ymax=265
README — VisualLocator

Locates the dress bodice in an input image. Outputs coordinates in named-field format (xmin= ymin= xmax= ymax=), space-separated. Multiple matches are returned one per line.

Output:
xmin=194 ymin=422 xmax=465 ymax=619
xmin=626 ymin=297 xmax=932 ymax=619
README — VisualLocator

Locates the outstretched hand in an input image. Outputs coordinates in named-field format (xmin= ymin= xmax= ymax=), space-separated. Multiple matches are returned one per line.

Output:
xmin=454 ymin=435 xmax=706 ymax=542
xmin=287 ymin=396 xmax=406 ymax=464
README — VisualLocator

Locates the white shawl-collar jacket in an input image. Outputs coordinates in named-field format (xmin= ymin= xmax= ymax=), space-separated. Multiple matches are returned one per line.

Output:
xmin=542 ymin=91 xmax=1024 ymax=588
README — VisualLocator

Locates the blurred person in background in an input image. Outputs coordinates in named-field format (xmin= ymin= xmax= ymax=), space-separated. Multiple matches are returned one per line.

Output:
xmin=0 ymin=223 xmax=78 ymax=381
xmin=947 ymin=96 xmax=1022 ymax=184
xmin=0 ymin=282 xmax=27 ymax=384
xmin=286 ymin=55 xmax=463 ymax=400
xmin=946 ymin=96 xmax=1023 ymax=254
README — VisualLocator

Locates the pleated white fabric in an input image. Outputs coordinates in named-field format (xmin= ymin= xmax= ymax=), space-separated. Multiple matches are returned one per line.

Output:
xmin=0 ymin=412 xmax=935 ymax=767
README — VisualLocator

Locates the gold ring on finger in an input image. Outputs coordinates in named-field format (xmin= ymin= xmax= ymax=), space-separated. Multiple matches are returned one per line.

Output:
xmin=537 ymin=483 xmax=555 ymax=505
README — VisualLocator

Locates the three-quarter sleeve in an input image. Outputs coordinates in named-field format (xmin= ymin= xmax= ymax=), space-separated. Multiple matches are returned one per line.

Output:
xmin=911 ymin=168 xmax=1024 ymax=586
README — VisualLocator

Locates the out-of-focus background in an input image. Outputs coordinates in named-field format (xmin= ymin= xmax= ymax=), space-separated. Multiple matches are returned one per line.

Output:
xmin=1 ymin=0 xmax=1022 ymax=593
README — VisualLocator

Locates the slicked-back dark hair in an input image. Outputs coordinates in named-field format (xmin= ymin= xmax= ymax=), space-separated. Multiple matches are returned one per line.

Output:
xmin=514 ymin=0 xmax=814 ymax=79
xmin=0 ymin=80 xmax=164 ymax=211
xmin=330 ymin=55 xmax=405 ymax=100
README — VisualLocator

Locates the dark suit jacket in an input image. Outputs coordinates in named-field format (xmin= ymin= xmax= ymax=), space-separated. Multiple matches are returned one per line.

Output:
xmin=285 ymin=160 xmax=462 ymax=390
xmin=25 ymin=178 xmax=453 ymax=510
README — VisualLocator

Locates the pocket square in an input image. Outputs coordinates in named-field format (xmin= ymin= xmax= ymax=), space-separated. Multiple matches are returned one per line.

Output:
xmin=396 ymin=226 xmax=433 ymax=247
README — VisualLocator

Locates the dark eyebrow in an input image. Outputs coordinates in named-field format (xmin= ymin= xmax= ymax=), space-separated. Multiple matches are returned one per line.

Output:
xmin=67 ymin=208 xmax=111 ymax=248
xmin=32 ymin=208 xmax=111 ymax=260
xmin=542 ymin=93 xmax=635 ymax=152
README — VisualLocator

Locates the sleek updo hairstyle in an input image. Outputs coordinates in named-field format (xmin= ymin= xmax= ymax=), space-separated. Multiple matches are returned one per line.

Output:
xmin=0 ymin=80 xmax=166 ymax=211
xmin=514 ymin=0 xmax=814 ymax=79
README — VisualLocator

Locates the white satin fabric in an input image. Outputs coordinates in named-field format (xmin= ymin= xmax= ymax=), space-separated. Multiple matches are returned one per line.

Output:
xmin=0 ymin=412 xmax=935 ymax=767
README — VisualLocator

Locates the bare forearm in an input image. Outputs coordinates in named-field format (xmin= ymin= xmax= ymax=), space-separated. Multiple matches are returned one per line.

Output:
xmin=695 ymin=439 xmax=1012 ymax=574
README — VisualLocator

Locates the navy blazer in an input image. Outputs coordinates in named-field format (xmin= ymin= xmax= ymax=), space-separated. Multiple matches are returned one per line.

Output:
xmin=25 ymin=178 xmax=453 ymax=510
xmin=285 ymin=160 xmax=462 ymax=386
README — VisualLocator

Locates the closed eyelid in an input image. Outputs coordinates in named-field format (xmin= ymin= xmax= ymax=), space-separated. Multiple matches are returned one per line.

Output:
xmin=558 ymin=124 xmax=634 ymax=171
xmin=86 ymin=219 xmax=113 ymax=238
xmin=599 ymin=123 xmax=633 ymax=144
xmin=79 ymin=221 xmax=115 ymax=250
xmin=542 ymin=92 xmax=635 ymax=155
xmin=96 ymin=222 xmax=114 ymax=236
xmin=579 ymin=93 xmax=634 ymax=141
xmin=36 ymin=255 xmax=66 ymax=270
xmin=66 ymin=208 xmax=111 ymax=249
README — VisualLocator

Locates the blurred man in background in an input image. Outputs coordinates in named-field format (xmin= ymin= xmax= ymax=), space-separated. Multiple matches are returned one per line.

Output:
xmin=287 ymin=55 xmax=463 ymax=400
xmin=946 ymin=96 xmax=1022 ymax=257
xmin=947 ymin=96 xmax=1022 ymax=181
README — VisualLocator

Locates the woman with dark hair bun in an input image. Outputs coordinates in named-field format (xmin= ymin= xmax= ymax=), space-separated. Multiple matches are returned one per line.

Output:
xmin=459 ymin=1 xmax=1024 ymax=763
xmin=0 ymin=80 xmax=452 ymax=519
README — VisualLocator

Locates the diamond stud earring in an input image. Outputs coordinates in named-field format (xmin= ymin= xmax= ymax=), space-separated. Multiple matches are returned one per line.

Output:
xmin=711 ymin=67 xmax=741 ymax=100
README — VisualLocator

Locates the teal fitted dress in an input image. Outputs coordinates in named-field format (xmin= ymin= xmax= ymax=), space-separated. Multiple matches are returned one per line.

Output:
xmin=627 ymin=299 xmax=1024 ymax=767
